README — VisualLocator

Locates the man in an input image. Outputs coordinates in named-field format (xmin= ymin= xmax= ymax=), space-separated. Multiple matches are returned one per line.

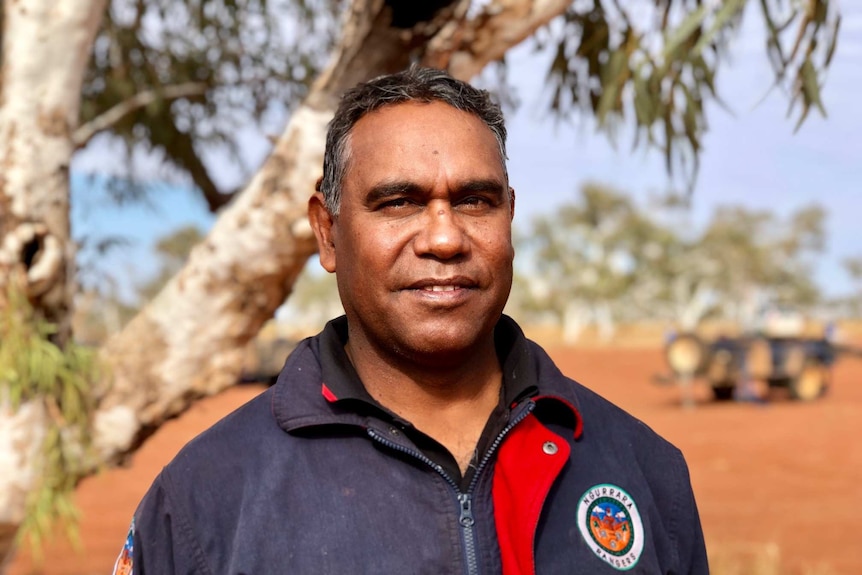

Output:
xmin=117 ymin=66 xmax=708 ymax=574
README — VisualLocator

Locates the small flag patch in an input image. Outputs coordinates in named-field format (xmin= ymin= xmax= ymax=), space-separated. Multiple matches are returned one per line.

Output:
xmin=112 ymin=518 xmax=134 ymax=575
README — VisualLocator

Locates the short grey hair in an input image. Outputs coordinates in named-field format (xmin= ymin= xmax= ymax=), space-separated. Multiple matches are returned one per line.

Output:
xmin=318 ymin=66 xmax=508 ymax=216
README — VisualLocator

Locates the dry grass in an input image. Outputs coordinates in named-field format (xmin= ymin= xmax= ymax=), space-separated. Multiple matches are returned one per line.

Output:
xmin=521 ymin=319 xmax=862 ymax=350
xmin=709 ymin=542 xmax=837 ymax=575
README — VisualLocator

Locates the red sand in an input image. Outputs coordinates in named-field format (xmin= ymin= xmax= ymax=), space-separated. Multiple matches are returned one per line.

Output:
xmin=8 ymin=347 xmax=862 ymax=574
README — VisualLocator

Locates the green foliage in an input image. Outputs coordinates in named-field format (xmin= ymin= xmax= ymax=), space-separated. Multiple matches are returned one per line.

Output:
xmin=539 ymin=0 xmax=840 ymax=190
xmin=72 ymin=225 xmax=207 ymax=344
xmin=843 ymin=257 xmax=862 ymax=282
xmin=698 ymin=203 xmax=825 ymax=309
xmin=81 ymin=0 xmax=344 ymax=211
xmin=0 ymin=288 xmax=98 ymax=558
xmin=136 ymin=225 xmax=206 ymax=302
xmin=517 ymin=182 xmax=826 ymax=331
xmin=70 ymin=0 xmax=841 ymax=212
xmin=840 ymin=256 xmax=862 ymax=317
xmin=528 ymin=183 xmax=646 ymax=307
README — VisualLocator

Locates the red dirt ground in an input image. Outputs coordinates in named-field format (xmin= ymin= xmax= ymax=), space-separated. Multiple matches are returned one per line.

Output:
xmin=7 ymin=346 xmax=862 ymax=574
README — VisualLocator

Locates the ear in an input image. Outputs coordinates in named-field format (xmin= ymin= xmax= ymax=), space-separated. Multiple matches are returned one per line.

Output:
xmin=308 ymin=192 xmax=337 ymax=273
xmin=508 ymin=186 xmax=516 ymax=221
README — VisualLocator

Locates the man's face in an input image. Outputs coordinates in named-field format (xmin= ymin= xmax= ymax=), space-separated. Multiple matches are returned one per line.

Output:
xmin=310 ymin=101 xmax=515 ymax=366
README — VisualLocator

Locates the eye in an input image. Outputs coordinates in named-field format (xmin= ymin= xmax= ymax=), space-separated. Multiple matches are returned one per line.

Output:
xmin=458 ymin=195 xmax=494 ymax=212
xmin=387 ymin=197 xmax=410 ymax=207
xmin=377 ymin=196 xmax=420 ymax=214
xmin=380 ymin=197 xmax=410 ymax=209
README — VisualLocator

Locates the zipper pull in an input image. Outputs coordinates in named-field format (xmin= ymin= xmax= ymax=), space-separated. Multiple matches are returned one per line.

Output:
xmin=458 ymin=493 xmax=475 ymax=527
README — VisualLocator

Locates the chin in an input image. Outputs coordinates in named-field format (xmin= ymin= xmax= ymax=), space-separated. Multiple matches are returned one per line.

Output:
xmin=396 ymin=317 xmax=495 ymax=358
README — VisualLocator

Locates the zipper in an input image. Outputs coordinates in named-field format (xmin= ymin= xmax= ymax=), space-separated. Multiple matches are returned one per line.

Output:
xmin=458 ymin=493 xmax=478 ymax=575
xmin=366 ymin=427 xmax=458 ymax=489
xmin=465 ymin=401 xmax=535 ymax=495
xmin=366 ymin=400 xmax=536 ymax=575
xmin=459 ymin=401 xmax=536 ymax=575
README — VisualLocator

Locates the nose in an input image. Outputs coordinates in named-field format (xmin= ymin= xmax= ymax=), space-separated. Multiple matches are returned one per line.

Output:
xmin=413 ymin=202 xmax=469 ymax=260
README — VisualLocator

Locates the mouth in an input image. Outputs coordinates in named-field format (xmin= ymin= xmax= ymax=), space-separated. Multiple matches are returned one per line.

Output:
xmin=405 ymin=277 xmax=478 ymax=292
xmin=421 ymin=285 xmax=459 ymax=292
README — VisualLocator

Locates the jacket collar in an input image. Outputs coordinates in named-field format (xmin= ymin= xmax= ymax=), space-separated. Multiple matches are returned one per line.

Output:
xmin=272 ymin=315 xmax=583 ymax=439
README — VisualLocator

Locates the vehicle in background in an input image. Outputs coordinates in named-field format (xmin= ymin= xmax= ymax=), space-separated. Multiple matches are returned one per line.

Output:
xmin=661 ymin=308 xmax=861 ymax=403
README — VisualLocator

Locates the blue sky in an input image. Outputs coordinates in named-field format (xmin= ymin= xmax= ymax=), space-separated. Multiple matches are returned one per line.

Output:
xmin=71 ymin=4 xmax=861 ymax=302
xmin=503 ymin=3 xmax=862 ymax=296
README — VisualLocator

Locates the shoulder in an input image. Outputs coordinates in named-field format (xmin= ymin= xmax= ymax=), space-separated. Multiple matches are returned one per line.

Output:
xmin=169 ymin=386 xmax=280 ymax=473
xmin=529 ymin=339 xmax=692 ymax=495
xmin=132 ymin=391 xmax=282 ymax=575
xmin=153 ymin=331 xmax=342 ymax=504
xmin=528 ymin=343 xmax=706 ymax=566
xmin=575 ymin=379 xmax=682 ymax=463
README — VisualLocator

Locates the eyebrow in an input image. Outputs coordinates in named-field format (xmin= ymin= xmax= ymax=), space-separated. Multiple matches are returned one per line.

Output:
xmin=364 ymin=181 xmax=424 ymax=205
xmin=455 ymin=178 xmax=508 ymax=198
xmin=364 ymin=178 xmax=508 ymax=204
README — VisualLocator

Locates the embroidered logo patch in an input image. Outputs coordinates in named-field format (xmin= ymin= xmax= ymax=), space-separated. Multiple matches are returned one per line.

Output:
xmin=577 ymin=484 xmax=644 ymax=571
xmin=112 ymin=518 xmax=134 ymax=575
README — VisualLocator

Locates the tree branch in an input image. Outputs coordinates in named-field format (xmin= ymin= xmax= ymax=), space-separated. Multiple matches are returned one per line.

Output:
xmin=72 ymin=82 xmax=208 ymax=147
xmin=158 ymin=112 xmax=236 ymax=213
xmin=422 ymin=0 xmax=572 ymax=80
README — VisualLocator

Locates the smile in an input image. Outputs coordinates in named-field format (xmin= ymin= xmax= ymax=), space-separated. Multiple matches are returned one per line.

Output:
xmin=406 ymin=276 xmax=477 ymax=291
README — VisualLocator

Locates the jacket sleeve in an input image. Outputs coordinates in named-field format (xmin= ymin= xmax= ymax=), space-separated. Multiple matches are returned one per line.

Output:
xmin=674 ymin=456 xmax=710 ymax=575
xmin=132 ymin=469 xmax=211 ymax=575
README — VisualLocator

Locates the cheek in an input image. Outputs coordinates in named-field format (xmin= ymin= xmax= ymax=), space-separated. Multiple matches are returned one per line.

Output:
xmin=476 ymin=224 xmax=514 ymax=261
xmin=491 ymin=238 xmax=516 ymax=282
xmin=344 ymin=226 xmax=406 ymax=272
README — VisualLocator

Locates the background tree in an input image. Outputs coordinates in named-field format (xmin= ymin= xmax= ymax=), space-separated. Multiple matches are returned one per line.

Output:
xmin=135 ymin=225 xmax=206 ymax=302
xmin=518 ymin=185 xmax=826 ymax=340
xmin=279 ymin=267 xmax=342 ymax=335
xmin=525 ymin=183 xmax=646 ymax=341
xmin=840 ymin=257 xmax=862 ymax=317
xmin=0 ymin=0 xmax=842 ymax=564
xmin=697 ymin=204 xmax=825 ymax=322
xmin=619 ymin=194 xmax=719 ymax=331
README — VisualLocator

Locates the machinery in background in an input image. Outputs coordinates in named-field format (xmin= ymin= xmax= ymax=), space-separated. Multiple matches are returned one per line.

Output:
xmin=661 ymin=309 xmax=862 ymax=403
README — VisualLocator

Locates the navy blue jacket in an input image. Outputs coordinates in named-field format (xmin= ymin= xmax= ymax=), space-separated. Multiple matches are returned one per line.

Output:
xmin=131 ymin=318 xmax=708 ymax=574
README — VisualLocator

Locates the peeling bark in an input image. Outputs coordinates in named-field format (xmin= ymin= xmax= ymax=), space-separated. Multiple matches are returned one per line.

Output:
xmin=0 ymin=399 xmax=49 ymax=568
xmin=0 ymin=0 xmax=107 ymax=566
xmin=423 ymin=0 xmax=571 ymax=79
xmin=0 ymin=0 xmax=106 ymax=331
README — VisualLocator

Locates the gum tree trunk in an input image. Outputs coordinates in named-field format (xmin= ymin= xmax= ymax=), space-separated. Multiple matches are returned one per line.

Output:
xmin=0 ymin=0 xmax=108 ymax=565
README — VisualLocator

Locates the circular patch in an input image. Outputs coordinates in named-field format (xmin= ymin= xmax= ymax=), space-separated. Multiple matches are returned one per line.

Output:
xmin=577 ymin=484 xmax=644 ymax=571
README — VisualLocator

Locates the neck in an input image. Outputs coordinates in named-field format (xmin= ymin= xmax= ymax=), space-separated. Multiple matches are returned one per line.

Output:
xmin=346 ymin=332 xmax=502 ymax=406
xmin=346 ymin=333 xmax=502 ymax=472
